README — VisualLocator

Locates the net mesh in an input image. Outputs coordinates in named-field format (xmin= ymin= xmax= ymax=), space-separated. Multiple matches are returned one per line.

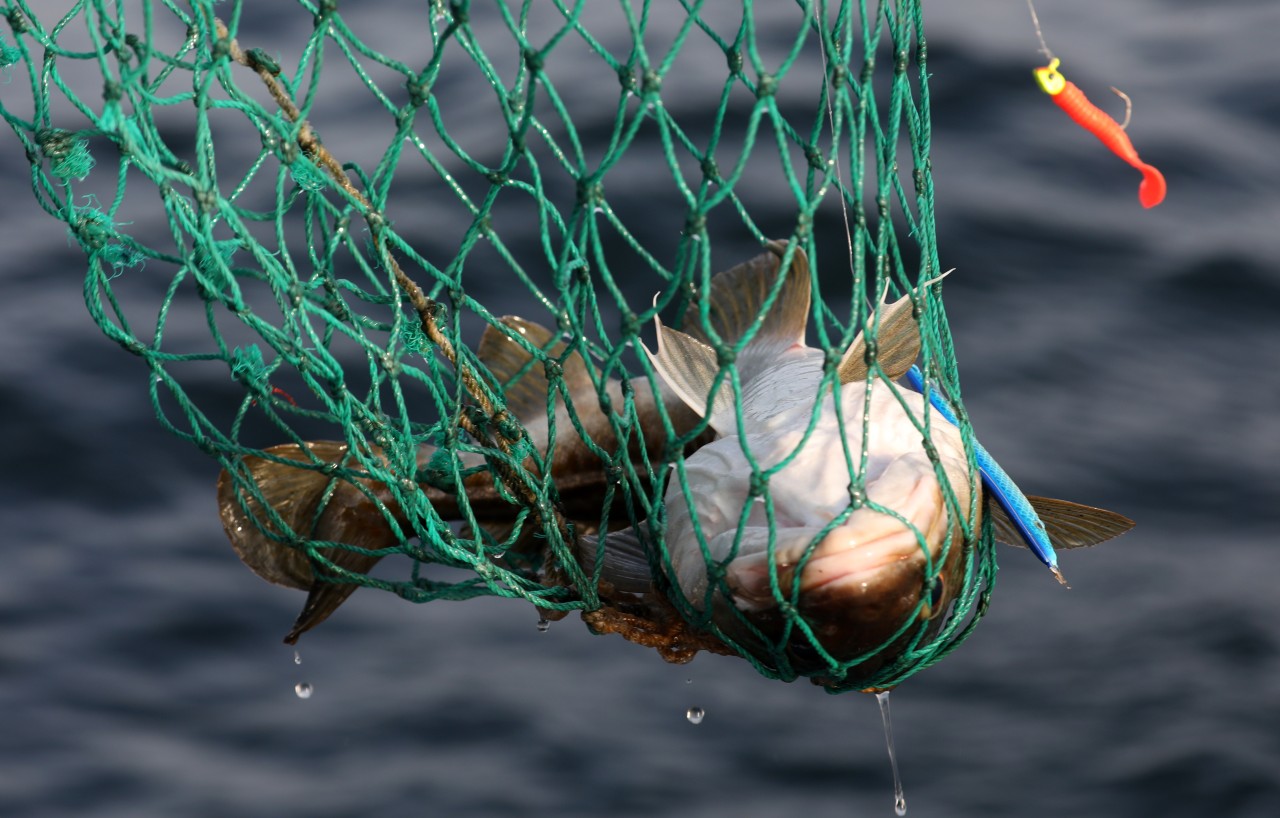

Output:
xmin=1 ymin=0 xmax=996 ymax=692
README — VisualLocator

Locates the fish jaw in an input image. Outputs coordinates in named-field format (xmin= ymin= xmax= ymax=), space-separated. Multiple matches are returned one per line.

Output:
xmin=662 ymin=407 xmax=975 ymax=674
xmin=725 ymin=465 xmax=960 ymax=621
xmin=713 ymin=497 xmax=968 ymax=677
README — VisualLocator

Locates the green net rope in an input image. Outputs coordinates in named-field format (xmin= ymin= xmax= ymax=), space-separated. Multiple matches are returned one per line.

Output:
xmin=0 ymin=0 xmax=996 ymax=692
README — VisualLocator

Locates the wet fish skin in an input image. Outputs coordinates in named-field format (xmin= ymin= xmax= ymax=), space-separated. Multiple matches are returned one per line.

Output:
xmin=220 ymin=242 xmax=1133 ymax=661
xmin=218 ymin=316 xmax=708 ymax=644
xmin=585 ymin=243 xmax=972 ymax=677
xmin=585 ymin=242 xmax=1134 ymax=677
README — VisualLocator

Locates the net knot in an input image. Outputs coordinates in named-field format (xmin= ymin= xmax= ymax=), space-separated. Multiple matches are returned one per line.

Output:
xmin=576 ymin=177 xmax=603 ymax=207
xmin=195 ymin=187 xmax=219 ymax=215
xmin=619 ymin=312 xmax=640 ymax=340
xmin=913 ymin=166 xmax=928 ymax=195
xmin=862 ymin=337 xmax=878 ymax=367
xmin=756 ymin=73 xmax=778 ymax=98
xmin=406 ymin=78 xmax=430 ymax=109
xmin=523 ymin=47 xmax=544 ymax=73
xmin=823 ymin=346 xmax=841 ymax=373
xmin=699 ymin=157 xmax=721 ymax=184
xmin=725 ymin=48 xmax=743 ymax=76
xmin=244 ymin=48 xmax=281 ymax=76
xmin=616 ymin=64 xmax=638 ymax=94
xmin=211 ymin=36 xmax=231 ymax=63
xmin=1 ymin=33 xmax=21 ymax=68
xmin=5 ymin=9 xmax=28 ymax=34
xmin=314 ymin=0 xmax=338 ymax=23
xmin=230 ymin=345 xmax=270 ymax=392
xmin=641 ymin=69 xmax=661 ymax=98
xmin=685 ymin=213 xmax=706 ymax=239
xmin=804 ymin=144 xmax=824 ymax=171
xmin=894 ymin=48 xmax=909 ymax=75
xmin=38 ymin=128 xmax=95 ymax=180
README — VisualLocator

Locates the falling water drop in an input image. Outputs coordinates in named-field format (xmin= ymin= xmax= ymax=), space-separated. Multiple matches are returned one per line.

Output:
xmin=685 ymin=706 xmax=705 ymax=725
xmin=293 ymin=650 xmax=302 ymax=665
xmin=536 ymin=618 xmax=551 ymax=633
xmin=876 ymin=691 xmax=906 ymax=816
xmin=295 ymin=682 xmax=313 ymax=699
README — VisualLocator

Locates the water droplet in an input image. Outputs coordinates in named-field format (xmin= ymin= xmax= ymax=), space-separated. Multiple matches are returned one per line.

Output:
xmin=876 ymin=691 xmax=906 ymax=815
xmin=295 ymin=682 xmax=313 ymax=699
xmin=536 ymin=618 xmax=550 ymax=633
xmin=293 ymin=650 xmax=302 ymax=665
xmin=685 ymin=677 xmax=693 ymax=685
xmin=685 ymin=706 xmax=705 ymax=724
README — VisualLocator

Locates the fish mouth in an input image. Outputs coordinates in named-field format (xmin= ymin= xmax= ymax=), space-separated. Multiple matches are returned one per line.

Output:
xmin=798 ymin=524 xmax=930 ymax=594
xmin=724 ymin=471 xmax=951 ymax=614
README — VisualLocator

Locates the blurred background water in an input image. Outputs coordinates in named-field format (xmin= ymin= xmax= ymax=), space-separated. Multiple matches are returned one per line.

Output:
xmin=2 ymin=1 xmax=1278 ymax=816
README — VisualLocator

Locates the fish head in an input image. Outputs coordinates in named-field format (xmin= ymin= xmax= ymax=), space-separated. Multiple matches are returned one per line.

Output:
xmin=716 ymin=450 xmax=972 ymax=678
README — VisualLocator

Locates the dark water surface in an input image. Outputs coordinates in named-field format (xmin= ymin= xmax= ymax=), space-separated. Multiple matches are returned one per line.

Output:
xmin=3 ymin=2 xmax=1279 ymax=816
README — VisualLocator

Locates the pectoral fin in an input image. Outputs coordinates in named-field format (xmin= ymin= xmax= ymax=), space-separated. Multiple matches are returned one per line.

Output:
xmin=217 ymin=441 xmax=408 ymax=644
xmin=646 ymin=241 xmax=815 ymax=433
xmin=837 ymin=290 xmax=923 ymax=384
xmin=643 ymin=320 xmax=734 ymax=432
xmin=991 ymin=496 xmax=1135 ymax=550
xmin=838 ymin=270 xmax=953 ymax=385
xmin=218 ymin=441 xmax=352 ymax=591
xmin=576 ymin=527 xmax=658 ymax=601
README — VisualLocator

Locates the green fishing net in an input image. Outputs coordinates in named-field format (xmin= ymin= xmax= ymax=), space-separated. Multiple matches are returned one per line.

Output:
xmin=1 ymin=0 xmax=995 ymax=692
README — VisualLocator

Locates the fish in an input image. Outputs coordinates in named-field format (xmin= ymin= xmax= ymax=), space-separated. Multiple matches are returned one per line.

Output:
xmin=217 ymin=315 xmax=710 ymax=644
xmin=218 ymin=242 xmax=1133 ymax=672
xmin=578 ymin=243 xmax=974 ymax=679
xmin=578 ymin=243 xmax=1133 ymax=679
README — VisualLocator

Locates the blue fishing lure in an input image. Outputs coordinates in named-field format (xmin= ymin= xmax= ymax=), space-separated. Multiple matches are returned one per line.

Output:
xmin=905 ymin=365 xmax=1068 ymax=586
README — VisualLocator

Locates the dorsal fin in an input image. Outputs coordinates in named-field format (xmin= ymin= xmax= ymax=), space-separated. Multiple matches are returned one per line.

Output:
xmin=475 ymin=316 xmax=599 ymax=428
xmin=681 ymin=241 xmax=811 ymax=385
xmin=992 ymin=496 xmax=1135 ymax=550
xmin=643 ymin=319 xmax=734 ymax=431
xmin=645 ymin=241 xmax=812 ymax=433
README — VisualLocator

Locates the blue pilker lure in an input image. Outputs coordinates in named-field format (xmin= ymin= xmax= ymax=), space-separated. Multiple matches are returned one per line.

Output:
xmin=904 ymin=365 xmax=1068 ymax=586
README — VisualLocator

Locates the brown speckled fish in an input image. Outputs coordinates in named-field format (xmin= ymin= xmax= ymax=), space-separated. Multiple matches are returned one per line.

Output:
xmin=217 ymin=312 xmax=707 ymax=644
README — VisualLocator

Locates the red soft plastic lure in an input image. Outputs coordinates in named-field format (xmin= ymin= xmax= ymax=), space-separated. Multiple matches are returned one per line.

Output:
xmin=1035 ymin=58 xmax=1166 ymax=208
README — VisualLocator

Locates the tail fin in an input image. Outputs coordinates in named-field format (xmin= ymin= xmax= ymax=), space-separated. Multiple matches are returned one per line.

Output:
xmin=990 ymin=496 xmax=1135 ymax=551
